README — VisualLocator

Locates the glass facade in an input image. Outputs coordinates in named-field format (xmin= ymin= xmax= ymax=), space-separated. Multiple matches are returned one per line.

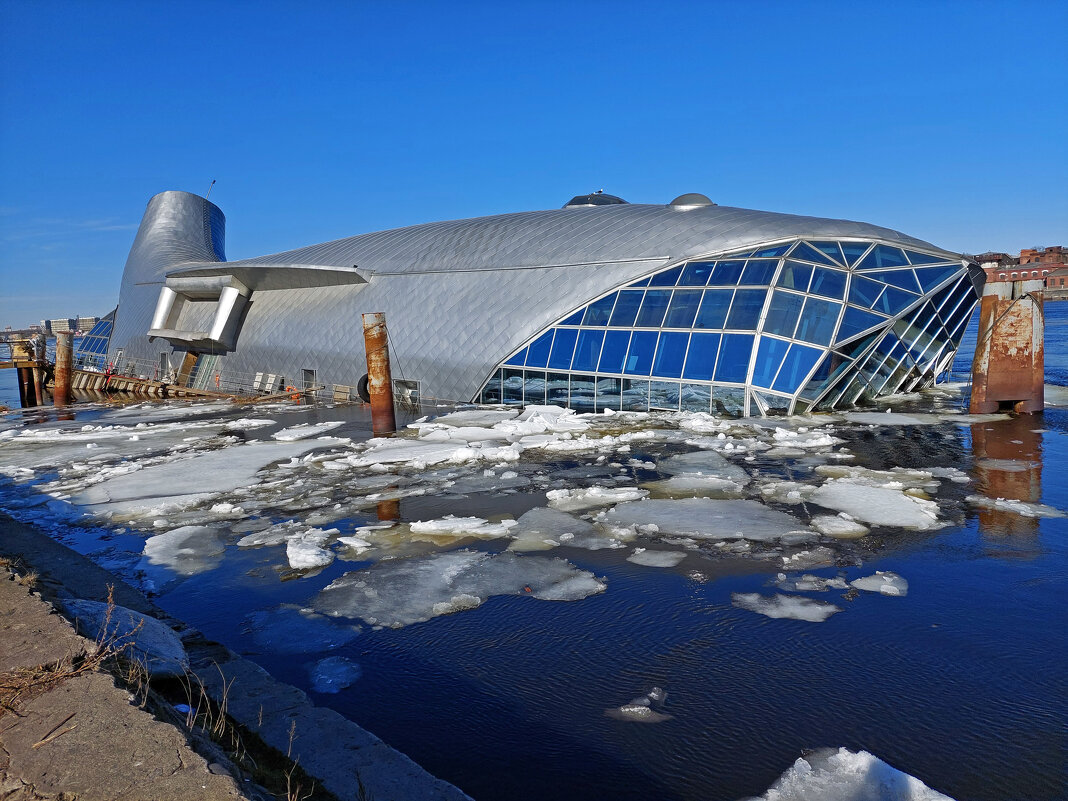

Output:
xmin=74 ymin=317 xmax=114 ymax=369
xmin=479 ymin=239 xmax=977 ymax=416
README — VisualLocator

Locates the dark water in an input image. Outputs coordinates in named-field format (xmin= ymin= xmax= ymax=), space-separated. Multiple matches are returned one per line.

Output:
xmin=2 ymin=306 xmax=1066 ymax=800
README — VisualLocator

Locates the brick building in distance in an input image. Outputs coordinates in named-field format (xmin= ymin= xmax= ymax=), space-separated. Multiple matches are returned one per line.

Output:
xmin=973 ymin=246 xmax=1067 ymax=299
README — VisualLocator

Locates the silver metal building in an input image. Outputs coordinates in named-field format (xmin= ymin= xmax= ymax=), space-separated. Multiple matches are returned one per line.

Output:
xmin=103 ymin=190 xmax=983 ymax=415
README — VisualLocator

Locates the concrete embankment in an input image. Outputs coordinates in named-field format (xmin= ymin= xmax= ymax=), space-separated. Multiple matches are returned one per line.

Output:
xmin=0 ymin=514 xmax=473 ymax=801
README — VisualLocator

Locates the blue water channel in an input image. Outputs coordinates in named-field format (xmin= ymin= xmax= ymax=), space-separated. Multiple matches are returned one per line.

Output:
xmin=1 ymin=305 xmax=1066 ymax=800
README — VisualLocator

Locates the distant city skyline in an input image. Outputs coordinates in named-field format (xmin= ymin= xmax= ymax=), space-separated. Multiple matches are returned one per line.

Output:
xmin=2 ymin=0 xmax=1066 ymax=328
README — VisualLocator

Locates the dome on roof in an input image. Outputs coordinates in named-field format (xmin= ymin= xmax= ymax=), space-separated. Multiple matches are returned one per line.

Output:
xmin=669 ymin=192 xmax=715 ymax=208
xmin=563 ymin=191 xmax=628 ymax=208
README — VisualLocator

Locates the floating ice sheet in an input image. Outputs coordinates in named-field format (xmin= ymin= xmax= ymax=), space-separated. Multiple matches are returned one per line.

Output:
xmin=851 ymin=571 xmax=909 ymax=596
xmin=309 ymin=656 xmax=362 ymax=694
xmin=657 ymin=450 xmax=751 ymax=484
xmin=811 ymin=481 xmax=942 ymax=530
xmin=641 ymin=474 xmax=747 ymax=499
xmin=286 ymin=527 xmax=338 ymax=569
xmin=547 ymin=486 xmax=648 ymax=512
xmin=605 ymin=686 xmax=672 ymax=723
xmin=600 ymin=498 xmax=809 ymax=542
xmin=772 ymin=573 xmax=848 ymax=592
xmin=314 ymin=550 xmax=605 ymax=628
xmin=626 ymin=548 xmax=686 ymax=567
xmin=811 ymin=514 xmax=869 ymax=539
xmin=731 ymin=592 xmax=841 ymax=622
xmin=745 ymin=746 xmax=954 ymax=800
xmin=271 ymin=421 xmax=345 ymax=440
xmin=508 ymin=507 xmax=595 ymax=551
xmin=965 ymin=495 xmax=1066 ymax=518
xmin=141 ymin=525 xmax=226 ymax=576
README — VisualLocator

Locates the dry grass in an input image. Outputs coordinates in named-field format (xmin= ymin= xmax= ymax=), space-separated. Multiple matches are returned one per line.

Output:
xmin=0 ymin=586 xmax=142 ymax=716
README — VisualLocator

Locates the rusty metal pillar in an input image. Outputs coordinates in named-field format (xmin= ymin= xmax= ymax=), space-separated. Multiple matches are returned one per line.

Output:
xmin=54 ymin=331 xmax=74 ymax=407
xmin=362 ymin=312 xmax=397 ymax=437
xmin=970 ymin=279 xmax=1044 ymax=414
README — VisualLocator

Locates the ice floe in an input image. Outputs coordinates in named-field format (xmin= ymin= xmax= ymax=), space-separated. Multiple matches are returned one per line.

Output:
xmin=605 ymin=686 xmax=673 ymax=723
xmin=810 ymin=482 xmax=942 ymax=530
xmin=314 ymin=550 xmax=605 ymax=628
xmin=286 ymin=527 xmax=339 ymax=569
xmin=546 ymin=486 xmax=648 ymax=512
xmin=965 ymin=495 xmax=1066 ymax=518
xmin=745 ymin=746 xmax=954 ymax=800
xmin=772 ymin=573 xmax=848 ymax=592
xmin=626 ymin=548 xmax=687 ymax=567
xmin=731 ymin=592 xmax=842 ymax=622
xmin=850 ymin=571 xmax=909 ymax=596
xmin=810 ymin=514 xmax=870 ymax=539
xmin=507 ymin=507 xmax=595 ymax=551
xmin=309 ymin=656 xmax=362 ymax=693
xmin=271 ymin=421 xmax=345 ymax=440
xmin=141 ymin=525 xmax=227 ymax=576
xmin=600 ymin=498 xmax=810 ymax=542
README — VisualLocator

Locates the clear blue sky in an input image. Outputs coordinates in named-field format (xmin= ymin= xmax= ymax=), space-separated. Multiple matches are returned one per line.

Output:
xmin=1 ymin=0 xmax=1065 ymax=328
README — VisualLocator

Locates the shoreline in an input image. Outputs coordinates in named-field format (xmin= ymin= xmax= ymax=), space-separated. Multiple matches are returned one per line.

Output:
xmin=0 ymin=512 xmax=473 ymax=801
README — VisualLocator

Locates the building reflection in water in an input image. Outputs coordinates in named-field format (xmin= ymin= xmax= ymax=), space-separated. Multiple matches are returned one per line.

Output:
xmin=971 ymin=414 xmax=1044 ymax=538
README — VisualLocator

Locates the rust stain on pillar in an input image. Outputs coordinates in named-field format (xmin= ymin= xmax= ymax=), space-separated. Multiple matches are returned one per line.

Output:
xmin=54 ymin=331 xmax=74 ymax=407
xmin=970 ymin=278 xmax=1044 ymax=414
xmin=362 ymin=312 xmax=397 ymax=436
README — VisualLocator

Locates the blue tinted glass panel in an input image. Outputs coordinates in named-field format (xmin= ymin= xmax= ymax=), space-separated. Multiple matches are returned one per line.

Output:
xmin=915 ymin=265 xmax=962 ymax=292
xmin=809 ymin=241 xmax=846 ymax=265
xmin=857 ymin=244 xmax=909 ymax=269
xmin=905 ymin=250 xmax=947 ymax=266
xmin=715 ymin=333 xmax=754 ymax=382
xmin=572 ymin=330 xmax=604 ymax=372
xmin=741 ymin=260 xmax=778 ymax=285
xmin=710 ymin=261 xmax=744 ymax=285
xmin=774 ymin=344 xmax=824 ymax=394
xmin=679 ymin=261 xmax=715 ymax=286
xmin=649 ymin=266 xmax=684 ymax=287
xmin=874 ymin=286 xmax=919 ymax=316
xmin=726 ymin=288 xmax=767 ymax=329
xmin=795 ymin=297 xmax=840 ymax=345
xmin=581 ymin=293 xmax=617 ymax=326
xmin=599 ymin=330 xmax=631 ymax=373
xmin=868 ymin=269 xmax=921 ymax=293
xmin=547 ymin=328 xmax=578 ymax=369
xmin=525 ymin=330 xmax=554 ymax=367
xmin=635 ymin=290 xmax=672 ymax=327
xmin=663 ymin=290 xmax=702 ymax=328
xmin=836 ymin=307 xmax=887 ymax=343
xmin=840 ymin=242 xmax=872 ymax=265
xmin=683 ymin=333 xmax=721 ymax=380
xmin=809 ymin=267 xmax=847 ymax=299
xmin=694 ymin=289 xmax=733 ymax=329
xmin=608 ymin=291 xmax=644 ymax=327
xmin=777 ymin=261 xmax=812 ymax=291
xmin=624 ymin=331 xmax=658 ymax=375
xmin=752 ymin=244 xmax=791 ymax=257
xmin=504 ymin=347 xmax=528 ymax=367
xmin=627 ymin=276 xmax=651 ymax=288
xmin=763 ymin=290 xmax=804 ymax=338
xmin=848 ymin=275 xmax=885 ymax=308
xmin=791 ymin=241 xmax=837 ymax=266
xmin=524 ymin=372 xmax=547 ymax=405
xmin=752 ymin=336 xmax=790 ymax=388
xmin=653 ymin=332 xmax=688 ymax=378
xmin=561 ymin=309 xmax=585 ymax=326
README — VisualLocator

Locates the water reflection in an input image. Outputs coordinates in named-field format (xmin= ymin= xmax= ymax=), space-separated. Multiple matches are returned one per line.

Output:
xmin=971 ymin=415 xmax=1043 ymax=538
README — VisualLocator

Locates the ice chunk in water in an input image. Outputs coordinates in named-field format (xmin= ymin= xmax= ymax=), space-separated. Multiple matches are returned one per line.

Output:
xmin=604 ymin=686 xmax=673 ymax=723
xmin=271 ymin=421 xmax=345 ymax=440
xmin=314 ymin=550 xmax=605 ymax=628
xmin=600 ymin=498 xmax=809 ymax=542
xmin=546 ymin=486 xmax=648 ymax=512
xmin=626 ymin=548 xmax=687 ymax=567
xmin=423 ymin=409 xmax=519 ymax=427
xmin=410 ymin=515 xmax=518 ymax=538
xmin=286 ymin=527 xmax=338 ymax=569
xmin=850 ymin=571 xmax=909 ymax=596
xmin=642 ymin=474 xmax=747 ymax=499
xmin=141 ymin=526 xmax=226 ymax=576
xmin=243 ymin=605 xmax=361 ymax=653
xmin=965 ymin=495 xmax=1066 ymax=518
xmin=744 ymin=746 xmax=954 ymax=800
xmin=810 ymin=481 xmax=942 ymax=530
xmin=811 ymin=514 xmax=869 ymax=539
xmin=772 ymin=573 xmax=848 ymax=592
xmin=508 ymin=507 xmax=595 ymax=551
xmin=309 ymin=656 xmax=362 ymax=694
xmin=657 ymin=450 xmax=750 ymax=485
xmin=731 ymin=592 xmax=841 ymax=622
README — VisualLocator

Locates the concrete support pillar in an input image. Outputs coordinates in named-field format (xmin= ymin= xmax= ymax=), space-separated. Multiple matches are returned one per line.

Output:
xmin=54 ymin=331 xmax=74 ymax=407
xmin=970 ymin=279 xmax=1044 ymax=414
xmin=361 ymin=312 xmax=397 ymax=437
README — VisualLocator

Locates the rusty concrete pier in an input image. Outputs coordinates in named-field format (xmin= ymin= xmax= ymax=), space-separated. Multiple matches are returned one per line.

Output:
xmin=970 ymin=277 xmax=1044 ymax=414
xmin=362 ymin=312 xmax=397 ymax=436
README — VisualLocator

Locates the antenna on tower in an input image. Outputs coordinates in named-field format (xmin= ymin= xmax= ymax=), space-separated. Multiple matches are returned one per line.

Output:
xmin=206 ymin=179 xmax=216 ymax=200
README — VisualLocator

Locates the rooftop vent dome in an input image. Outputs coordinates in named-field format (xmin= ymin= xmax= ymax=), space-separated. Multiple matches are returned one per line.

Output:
xmin=669 ymin=192 xmax=715 ymax=208
xmin=563 ymin=190 xmax=628 ymax=208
